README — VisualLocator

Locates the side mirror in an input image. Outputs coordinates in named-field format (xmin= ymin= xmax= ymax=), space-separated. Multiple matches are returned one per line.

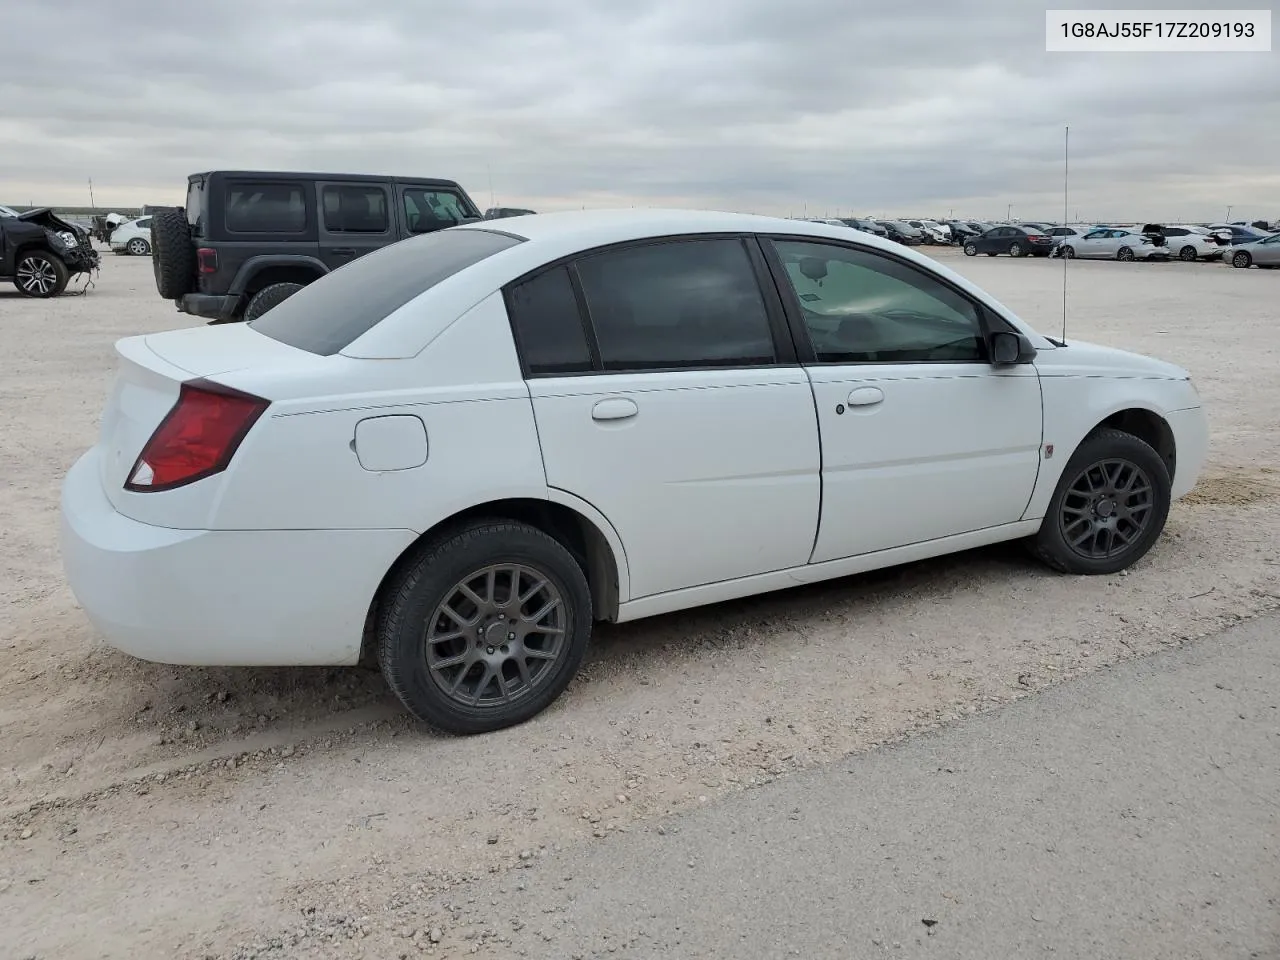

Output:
xmin=989 ymin=331 xmax=1036 ymax=365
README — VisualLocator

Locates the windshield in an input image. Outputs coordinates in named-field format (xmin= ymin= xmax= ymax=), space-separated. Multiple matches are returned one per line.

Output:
xmin=250 ymin=228 xmax=523 ymax=355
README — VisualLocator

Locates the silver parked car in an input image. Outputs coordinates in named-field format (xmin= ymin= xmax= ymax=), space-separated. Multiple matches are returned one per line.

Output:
xmin=1226 ymin=232 xmax=1280 ymax=269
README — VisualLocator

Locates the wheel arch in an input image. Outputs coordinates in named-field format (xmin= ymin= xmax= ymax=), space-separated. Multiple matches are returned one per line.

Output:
xmin=229 ymin=256 xmax=328 ymax=298
xmin=359 ymin=495 xmax=628 ymax=666
xmin=1095 ymin=407 xmax=1176 ymax=481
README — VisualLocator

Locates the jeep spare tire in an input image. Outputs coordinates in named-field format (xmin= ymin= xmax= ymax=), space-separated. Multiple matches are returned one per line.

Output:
xmin=150 ymin=207 xmax=196 ymax=300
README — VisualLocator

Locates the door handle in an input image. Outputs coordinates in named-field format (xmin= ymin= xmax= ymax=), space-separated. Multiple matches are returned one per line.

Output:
xmin=846 ymin=386 xmax=885 ymax=407
xmin=591 ymin=398 xmax=638 ymax=421
xmin=331 ymin=247 xmax=357 ymax=256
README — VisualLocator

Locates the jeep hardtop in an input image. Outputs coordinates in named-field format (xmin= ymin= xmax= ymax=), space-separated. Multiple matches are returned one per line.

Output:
xmin=151 ymin=170 xmax=483 ymax=322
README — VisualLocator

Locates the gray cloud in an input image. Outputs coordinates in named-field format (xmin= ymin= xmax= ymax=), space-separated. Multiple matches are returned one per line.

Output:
xmin=3 ymin=0 xmax=1277 ymax=221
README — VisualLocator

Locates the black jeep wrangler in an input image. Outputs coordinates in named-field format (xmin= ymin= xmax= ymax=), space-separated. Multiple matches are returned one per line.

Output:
xmin=0 ymin=209 xmax=99 ymax=298
xmin=151 ymin=170 xmax=483 ymax=322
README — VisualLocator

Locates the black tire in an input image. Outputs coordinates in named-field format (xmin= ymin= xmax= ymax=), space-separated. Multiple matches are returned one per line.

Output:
xmin=1178 ymin=245 xmax=1197 ymax=262
xmin=13 ymin=250 xmax=70 ymax=298
xmin=1231 ymin=250 xmax=1252 ymax=269
xmin=1030 ymin=428 xmax=1171 ymax=576
xmin=242 ymin=282 xmax=305 ymax=322
xmin=1117 ymin=246 xmax=1135 ymax=262
xmin=150 ymin=207 xmax=195 ymax=299
xmin=377 ymin=520 xmax=592 ymax=734
xmin=1061 ymin=245 xmax=1075 ymax=259
xmin=1008 ymin=242 xmax=1024 ymax=257
xmin=963 ymin=243 xmax=978 ymax=256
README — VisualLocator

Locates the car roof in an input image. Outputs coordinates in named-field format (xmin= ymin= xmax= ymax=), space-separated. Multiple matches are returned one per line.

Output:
xmin=454 ymin=208 xmax=910 ymax=252
xmin=192 ymin=170 xmax=464 ymax=187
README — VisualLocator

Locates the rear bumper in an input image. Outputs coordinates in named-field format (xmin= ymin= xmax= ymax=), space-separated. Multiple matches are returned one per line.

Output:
xmin=1167 ymin=405 xmax=1209 ymax=501
xmin=59 ymin=448 xmax=417 ymax=666
xmin=177 ymin=292 xmax=240 ymax=321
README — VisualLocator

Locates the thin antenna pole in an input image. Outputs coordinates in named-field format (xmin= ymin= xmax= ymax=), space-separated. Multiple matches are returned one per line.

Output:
xmin=1062 ymin=125 xmax=1069 ymax=345
xmin=487 ymin=164 xmax=495 ymax=210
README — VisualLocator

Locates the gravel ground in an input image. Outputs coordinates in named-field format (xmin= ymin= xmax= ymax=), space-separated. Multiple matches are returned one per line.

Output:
xmin=2 ymin=246 xmax=1278 ymax=958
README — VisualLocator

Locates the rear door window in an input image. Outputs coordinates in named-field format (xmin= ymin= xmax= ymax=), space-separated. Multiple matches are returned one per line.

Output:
xmin=321 ymin=184 xmax=390 ymax=234
xmin=250 ymin=228 xmax=523 ymax=355
xmin=505 ymin=266 xmax=595 ymax=376
xmin=225 ymin=182 xmax=306 ymax=233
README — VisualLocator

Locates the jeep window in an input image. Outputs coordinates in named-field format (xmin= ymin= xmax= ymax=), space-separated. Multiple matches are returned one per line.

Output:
xmin=186 ymin=180 xmax=206 ymax=235
xmin=403 ymin=189 xmax=472 ymax=233
xmin=250 ymin=228 xmax=523 ymax=356
xmin=322 ymin=185 xmax=390 ymax=234
xmin=225 ymin=182 xmax=306 ymax=233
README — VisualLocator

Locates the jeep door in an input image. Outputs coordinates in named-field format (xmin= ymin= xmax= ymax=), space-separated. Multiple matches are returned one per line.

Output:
xmin=316 ymin=181 xmax=395 ymax=271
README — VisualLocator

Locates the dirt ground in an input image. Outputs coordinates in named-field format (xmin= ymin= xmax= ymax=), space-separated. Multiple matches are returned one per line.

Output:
xmin=2 ymin=246 xmax=1278 ymax=959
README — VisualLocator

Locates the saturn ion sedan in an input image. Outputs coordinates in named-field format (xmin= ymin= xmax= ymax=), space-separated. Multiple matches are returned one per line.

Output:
xmin=60 ymin=210 xmax=1209 ymax=734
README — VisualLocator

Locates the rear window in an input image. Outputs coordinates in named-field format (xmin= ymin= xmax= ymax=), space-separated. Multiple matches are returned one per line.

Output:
xmin=186 ymin=179 xmax=206 ymax=235
xmin=225 ymin=182 xmax=306 ymax=233
xmin=249 ymin=228 xmax=524 ymax=355
xmin=322 ymin=184 xmax=389 ymax=233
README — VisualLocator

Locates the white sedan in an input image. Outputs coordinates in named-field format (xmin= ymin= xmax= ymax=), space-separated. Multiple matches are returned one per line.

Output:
xmin=109 ymin=216 xmax=153 ymax=256
xmin=1158 ymin=225 xmax=1225 ymax=262
xmin=60 ymin=210 xmax=1208 ymax=733
xmin=1058 ymin=228 xmax=1170 ymax=261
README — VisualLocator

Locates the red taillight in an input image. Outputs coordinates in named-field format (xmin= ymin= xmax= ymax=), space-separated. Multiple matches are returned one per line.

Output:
xmin=125 ymin=380 xmax=268 ymax=492
xmin=197 ymin=247 xmax=218 ymax=274
xmin=1027 ymin=235 xmax=1045 ymax=242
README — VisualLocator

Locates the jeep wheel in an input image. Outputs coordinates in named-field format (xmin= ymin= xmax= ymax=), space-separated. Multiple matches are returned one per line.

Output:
xmin=150 ymin=207 xmax=196 ymax=299
xmin=242 ymin=282 xmax=306 ymax=322
xmin=14 ymin=251 xmax=70 ymax=298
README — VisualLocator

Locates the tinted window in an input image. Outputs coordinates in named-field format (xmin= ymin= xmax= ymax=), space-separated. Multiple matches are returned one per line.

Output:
xmin=574 ymin=238 xmax=776 ymax=372
xmin=771 ymin=240 xmax=985 ymax=364
xmin=250 ymin=228 xmax=522 ymax=355
xmin=1164 ymin=227 xmax=1187 ymax=236
xmin=225 ymin=182 xmax=306 ymax=233
xmin=403 ymin=188 xmax=472 ymax=233
xmin=322 ymin=184 xmax=389 ymax=233
xmin=134 ymin=217 xmax=152 ymax=229
xmin=506 ymin=266 xmax=593 ymax=376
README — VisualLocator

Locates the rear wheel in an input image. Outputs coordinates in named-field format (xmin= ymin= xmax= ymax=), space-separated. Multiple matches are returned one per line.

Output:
xmin=242 ymin=282 xmax=305 ymax=322
xmin=1179 ymin=245 xmax=1197 ymax=262
xmin=126 ymin=237 xmax=151 ymax=256
xmin=963 ymin=243 xmax=977 ymax=256
xmin=1117 ymin=246 xmax=1135 ymax=262
xmin=377 ymin=520 xmax=592 ymax=734
xmin=1008 ymin=242 xmax=1024 ymax=257
xmin=1231 ymin=250 xmax=1252 ymax=268
xmin=1030 ymin=428 xmax=1171 ymax=575
xmin=150 ymin=207 xmax=196 ymax=299
xmin=13 ymin=251 xmax=69 ymax=298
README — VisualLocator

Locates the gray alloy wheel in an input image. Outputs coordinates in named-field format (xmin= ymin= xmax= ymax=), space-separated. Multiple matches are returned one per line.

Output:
xmin=1008 ymin=241 xmax=1024 ymax=257
xmin=963 ymin=243 xmax=978 ymax=256
xmin=127 ymin=237 xmax=151 ymax=256
xmin=1061 ymin=245 xmax=1075 ymax=258
xmin=1117 ymin=246 xmax=1135 ymax=261
xmin=1178 ymin=245 xmax=1197 ymax=262
xmin=424 ymin=563 xmax=568 ymax=709
xmin=1057 ymin=458 xmax=1155 ymax=562
xmin=14 ymin=252 xmax=68 ymax=297
xmin=1231 ymin=250 xmax=1252 ymax=268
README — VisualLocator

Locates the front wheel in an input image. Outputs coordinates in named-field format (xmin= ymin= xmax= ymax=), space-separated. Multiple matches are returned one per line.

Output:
xmin=1231 ymin=251 xmax=1252 ymax=269
xmin=14 ymin=251 xmax=70 ymax=298
xmin=1030 ymin=428 xmax=1171 ymax=575
xmin=1061 ymin=245 xmax=1075 ymax=259
xmin=377 ymin=520 xmax=593 ymax=734
xmin=963 ymin=243 xmax=978 ymax=257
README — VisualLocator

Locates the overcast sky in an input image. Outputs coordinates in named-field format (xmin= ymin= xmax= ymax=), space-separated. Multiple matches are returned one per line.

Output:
xmin=4 ymin=0 xmax=1277 ymax=221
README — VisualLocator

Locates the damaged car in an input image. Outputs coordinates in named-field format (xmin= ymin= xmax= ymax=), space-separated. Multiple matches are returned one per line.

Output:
xmin=0 ymin=208 xmax=100 ymax=297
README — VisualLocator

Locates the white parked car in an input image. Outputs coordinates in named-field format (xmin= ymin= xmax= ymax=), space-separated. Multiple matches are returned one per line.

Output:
xmin=60 ymin=211 xmax=1208 ymax=733
xmin=109 ymin=216 xmax=153 ymax=256
xmin=1157 ymin=225 xmax=1226 ymax=262
xmin=1057 ymin=228 xmax=1170 ymax=261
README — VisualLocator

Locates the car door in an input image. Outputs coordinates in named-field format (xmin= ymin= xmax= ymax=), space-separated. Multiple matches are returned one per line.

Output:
xmin=1075 ymin=229 xmax=1110 ymax=258
xmin=507 ymin=236 xmax=822 ymax=600
xmin=1255 ymin=233 xmax=1280 ymax=265
xmin=315 ymin=181 xmax=392 ymax=271
xmin=762 ymin=237 xmax=1042 ymax=563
